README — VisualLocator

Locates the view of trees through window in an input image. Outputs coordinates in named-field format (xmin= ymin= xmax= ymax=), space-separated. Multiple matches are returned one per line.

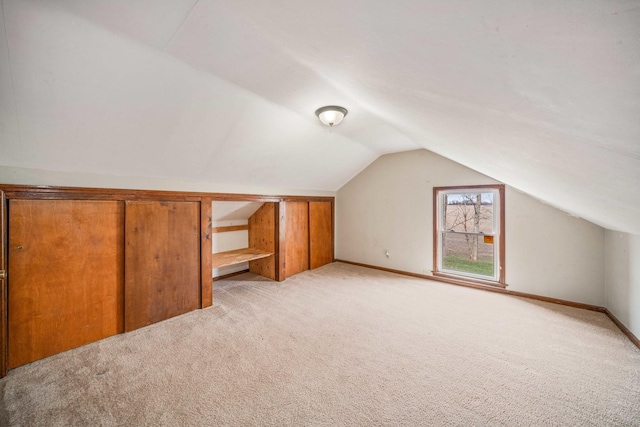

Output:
xmin=442 ymin=192 xmax=496 ymax=278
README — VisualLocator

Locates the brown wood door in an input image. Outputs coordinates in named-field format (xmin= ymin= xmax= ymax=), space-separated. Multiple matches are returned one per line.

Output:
xmin=248 ymin=202 xmax=277 ymax=281
xmin=124 ymin=201 xmax=200 ymax=332
xmin=8 ymin=200 xmax=125 ymax=369
xmin=284 ymin=201 xmax=309 ymax=278
xmin=200 ymin=198 xmax=213 ymax=308
xmin=0 ymin=191 xmax=7 ymax=377
xmin=309 ymin=201 xmax=333 ymax=269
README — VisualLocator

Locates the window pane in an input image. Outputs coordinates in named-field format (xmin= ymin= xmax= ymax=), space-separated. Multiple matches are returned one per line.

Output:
xmin=442 ymin=232 xmax=494 ymax=277
xmin=443 ymin=192 xmax=495 ymax=234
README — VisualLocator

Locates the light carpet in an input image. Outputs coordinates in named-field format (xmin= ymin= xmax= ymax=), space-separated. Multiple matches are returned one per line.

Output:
xmin=1 ymin=262 xmax=639 ymax=426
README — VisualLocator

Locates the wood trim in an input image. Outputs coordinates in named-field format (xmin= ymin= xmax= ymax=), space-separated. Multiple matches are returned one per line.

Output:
xmin=200 ymin=198 xmax=213 ymax=308
xmin=331 ymin=199 xmax=336 ymax=263
xmin=212 ymin=269 xmax=250 ymax=282
xmin=279 ymin=201 xmax=287 ymax=281
xmin=604 ymin=309 xmax=640 ymax=349
xmin=432 ymin=186 xmax=438 ymax=283
xmin=0 ymin=191 xmax=7 ymax=377
xmin=280 ymin=195 xmax=335 ymax=203
xmin=335 ymin=259 xmax=606 ymax=313
xmin=432 ymin=184 xmax=506 ymax=191
xmin=336 ymin=259 xmax=640 ymax=351
xmin=307 ymin=202 xmax=311 ymax=267
xmin=277 ymin=202 xmax=286 ymax=281
xmin=0 ymin=184 xmax=284 ymax=203
xmin=203 ymin=194 xmax=283 ymax=203
xmin=432 ymin=271 xmax=507 ymax=289
xmin=211 ymin=225 xmax=248 ymax=233
xmin=432 ymin=184 xmax=506 ymax=285
xmin=498 ymin=185 xmax=506 ymax=284
xmin=5 ymin=189 xmax=199 ymax=202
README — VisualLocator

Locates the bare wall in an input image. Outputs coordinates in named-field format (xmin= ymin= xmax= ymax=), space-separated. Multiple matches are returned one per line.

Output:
xmin=336 ymin=150 xmax=605 ymax=306
xmin=605 ymin=231 xmax=640 ymax=338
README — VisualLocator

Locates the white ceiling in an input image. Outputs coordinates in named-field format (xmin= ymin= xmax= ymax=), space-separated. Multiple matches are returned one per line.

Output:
xmin=212 ymin=201 xmax=262 ymax=222
xmin=1 ymin=0 xmax=639 ymax=233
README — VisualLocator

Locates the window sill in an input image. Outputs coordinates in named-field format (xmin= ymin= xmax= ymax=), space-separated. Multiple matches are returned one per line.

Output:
xmin=432 ymin=271 xmax=507 ymax=289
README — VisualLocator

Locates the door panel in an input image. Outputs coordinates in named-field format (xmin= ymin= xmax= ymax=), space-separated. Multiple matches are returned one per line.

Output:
xmin=125 ymin=201 xmax=200 ymax=332
xmin=309 ymin=201 xmax=333 ymax=269
xmin=8 ymin=200 xmax=124 ymax=368
xmin=200 ymin=198 xmax=213 ymax=308
xmin=248 ymin=202 xmax=277 ymax=280
xmin=1 ymin=191 xmax=7 ymax=376
xmin=284 ymin=201 xmax=309 ymax=278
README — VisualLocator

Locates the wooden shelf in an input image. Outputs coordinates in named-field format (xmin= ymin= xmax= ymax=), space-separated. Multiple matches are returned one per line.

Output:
xmin=212 ymin=248 xmax=273 ymax=269
xmin=212 ymin=224 xmax=248 ymax=233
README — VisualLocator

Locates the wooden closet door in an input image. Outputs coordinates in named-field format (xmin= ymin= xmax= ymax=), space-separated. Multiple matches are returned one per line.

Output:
xmin=284 ymin=201 xmax=309 ymax=278
xmin=248 ymin=202 xmax=277 ymax=281
xmin=0 ymin=191 xmax=7 ymax=377
xmin=8 ymin=200 xmax=125 ymax=368
xmin=125 ymin=201 xmax=200 ymax=332
xmin=309 ymin=201 xmax=333 ymax=269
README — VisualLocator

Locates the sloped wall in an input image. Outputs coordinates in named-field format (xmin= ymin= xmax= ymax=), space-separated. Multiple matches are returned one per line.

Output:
xmin=336 ymin=149 xmax=605 ymax=306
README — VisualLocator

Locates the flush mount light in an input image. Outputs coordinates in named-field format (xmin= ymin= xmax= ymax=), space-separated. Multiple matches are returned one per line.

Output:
xmin=315 ymin=105 xmax=348 ymax=127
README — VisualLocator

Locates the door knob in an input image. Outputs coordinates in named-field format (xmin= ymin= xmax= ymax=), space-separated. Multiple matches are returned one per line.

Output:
xmin=0 ymin=270 xmax=6 ymax=280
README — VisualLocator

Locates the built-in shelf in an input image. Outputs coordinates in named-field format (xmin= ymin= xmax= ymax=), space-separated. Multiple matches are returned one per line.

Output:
xmin=211 ymin=248 xmax=273 ymax=269
xmin=211 ymin=224 xmax=249 ymax=233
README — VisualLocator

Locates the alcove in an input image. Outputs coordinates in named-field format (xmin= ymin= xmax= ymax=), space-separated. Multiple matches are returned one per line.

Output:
xmin=212 ymin=201 xmax=277 ymax=281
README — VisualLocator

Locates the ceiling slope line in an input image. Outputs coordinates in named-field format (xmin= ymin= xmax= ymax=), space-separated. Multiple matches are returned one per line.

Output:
xmin=285 ymin=54 xmax=638 ymax=164
xmin=156 ymin=3 xmax=421 ymax=155
xmin=11 ymin=1 xmax=414 ymax=159
xmin=280 ymin=54 xmax=422 ymax=154
xmin=395 ymin=85 xmax=640 ymax=160
xmin=8 ymin=1 xmax=378 ymax=161
xmin=161 ymin=0 xmax=200 ymax=52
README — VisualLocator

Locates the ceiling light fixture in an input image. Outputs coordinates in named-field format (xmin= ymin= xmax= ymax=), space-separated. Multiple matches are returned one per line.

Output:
xmin=315 ymin=106 xmax=348 ymax=127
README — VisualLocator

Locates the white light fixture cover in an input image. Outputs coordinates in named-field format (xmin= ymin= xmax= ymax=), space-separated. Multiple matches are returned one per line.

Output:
xmin=315 ymin=106 xmax=348 ymax=127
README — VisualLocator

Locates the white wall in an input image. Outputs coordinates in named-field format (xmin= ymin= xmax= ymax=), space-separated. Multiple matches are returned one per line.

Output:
xmin=605 ymin=231 xmax=640 ymax=338
xmin=336 ymin=149 xmax=605 ymax=306
xmin=506 ymin=188 xmax=604 ymax=304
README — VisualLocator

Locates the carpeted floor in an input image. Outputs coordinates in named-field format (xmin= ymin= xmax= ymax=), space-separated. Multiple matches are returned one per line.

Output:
xmin=1 ymin=262 xmax=639 ymax=426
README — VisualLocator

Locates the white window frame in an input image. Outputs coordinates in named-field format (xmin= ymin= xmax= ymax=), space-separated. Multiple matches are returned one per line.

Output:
xmin=433 ymin=185 xmax=505 ymax=286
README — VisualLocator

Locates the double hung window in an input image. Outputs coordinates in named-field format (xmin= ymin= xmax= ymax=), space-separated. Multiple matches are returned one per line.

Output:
xmin=433 ymin=185 xmax=505 ymax=286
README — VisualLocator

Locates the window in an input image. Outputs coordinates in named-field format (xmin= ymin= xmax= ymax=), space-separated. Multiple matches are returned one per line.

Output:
xmin=433 ymin=185 xmax=505 ymax=286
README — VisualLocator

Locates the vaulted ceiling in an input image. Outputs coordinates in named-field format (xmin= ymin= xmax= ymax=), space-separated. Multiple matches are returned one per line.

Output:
xmin=1 ymin=1 xmax=639 ymax=233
